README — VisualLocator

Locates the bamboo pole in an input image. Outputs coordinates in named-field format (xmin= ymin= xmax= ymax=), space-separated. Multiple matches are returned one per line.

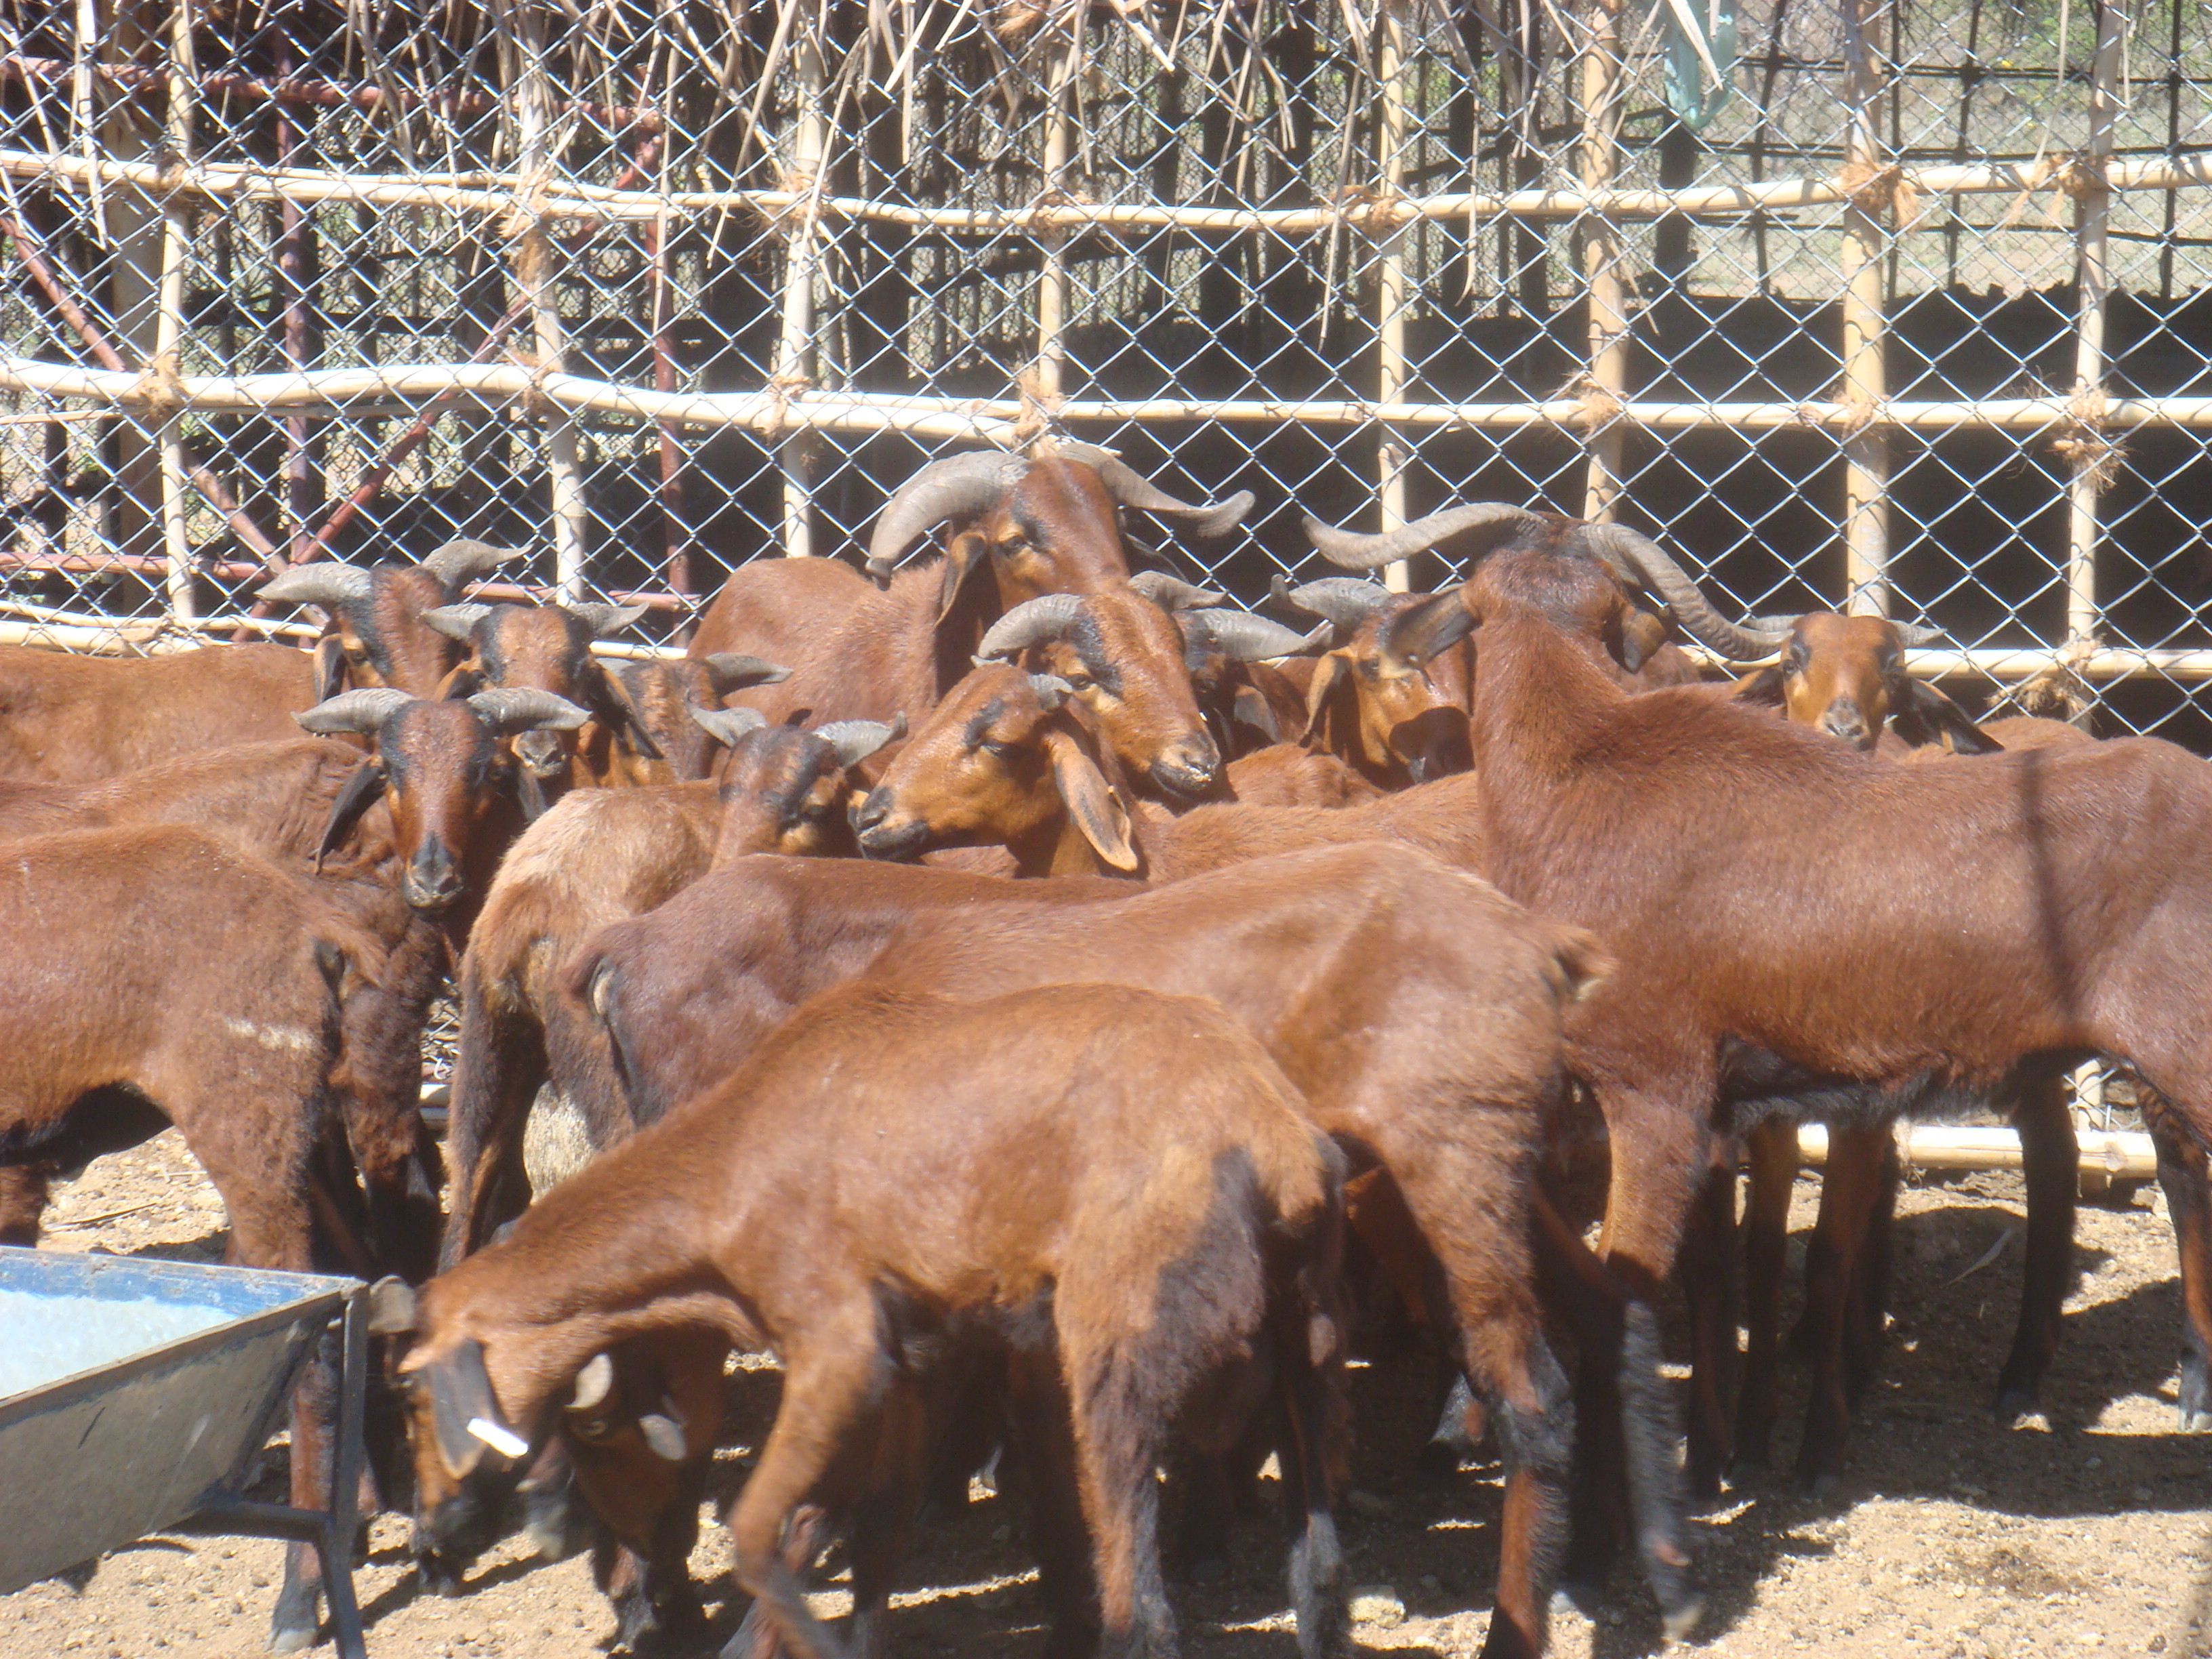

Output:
xmin=27 ymin=357 xmax=2212 ymax=437
xmin=513 ymin=0 xmax=588 ymax=604
xmin=1839 ymin=0 xmax=1891 ymax=617
xmin=2064 ymin=2 xmax=2130 ymax=654
xmin=10 ymin=144 xmax=2212 ymax=228
xmin=1375 ymin=9 xmax=1412 ymax=593
xmin=1033 ymin=41 xmax=1076 ymax=410
xmin=155 ymin=0 xmax=197 ymax=624
xmin=1576 ymin=0 xmax=1629 ymax=523
xmin=1789 ymin=1122 xmax=2156 ymax=1182
xmin=775 ymin=18 xmax=827 ymax=560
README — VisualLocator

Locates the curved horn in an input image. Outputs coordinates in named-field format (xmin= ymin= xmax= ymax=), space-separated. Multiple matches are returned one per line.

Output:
xmin=1270 ymin=573 xmax=1395 ymax=632
xmin=569 ymin=1353 xmax=615 ymax=1414
xmin=688 ymin=702 xmax=767 ymax=746
xmin=814 ymin=714 xmax=905 ymax=769
xmin=1893 ymin=621 xmax=1944 ymax=648
xmin=1305 ymin=502 xmax=1542 ymax=571
xmin=1182 ymin=609 xmax=1329 ymax=663
xmin=466 ymin=688 xmax=592 ymax=735
xmin=1577 ymin=524 xmax=1797 ymax=663
xmin=260 ymin=562 xmax=374 ymax=609
xmin=1127 ymin=571 xmax=1227 ymax=611
xmin=419 ymin=602 xmax=492 ymax=642
xmin=418 ymin=539 xmax=525 ymax=587
xmin=1049 ymin=441 xmax=1253 ymax=537
xmin=295 ymin=687 xmax=412 ymax=735
xmin=699 ymin=652 xmax=791 ymax=691
xmin=562 ymin=601 xmax=649 ymax=638
xmin=865 ymin=451 xmax=1027 ymax=581
xmin=1027 ymin=673 xmax=1073 ymax=714
xmin=977 ymin=593 xmax=1085 ymax=659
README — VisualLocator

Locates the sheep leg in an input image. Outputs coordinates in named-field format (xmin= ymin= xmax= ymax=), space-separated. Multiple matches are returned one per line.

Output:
xmin=720 ymin=1504 xmax=833 ymax=1659
xmin=726 ymin=1333 xmax=882 ymax=1659
xmin=1392 ymin=1162 xmax=1575 ymax=1654
xmin=1563 ymin=1091 xmax=1705 ymax=1626
xmin=438 ymin=989 xmax=547 ymax=1271
xmin=2144 ymin=1097 xmax=2212 ymax=1430
xmin=1001 ymin=1348 xmax=1105 ymax=1659
xmin=1677 ymin=1155 xmax=1740 ymax=1503
xmin=1059 ymin=1335 xmax=1176 ymax=1659
xmin=1732 ymin=1118 xmax=1799 ymax=1478
xmin=1837 ymin=1127 xmax=1898 ymax=1410
xmin=1794 ymin=1121 xmax=1889 ymax=1496
xmin=842 ymin=1382 xmax=929 ymax=1659
xmin=1266 ymin=1277 xmax=1351 ymax=1659
xmin=0 ymin=1163 xmax=51 ymax=1244
xmin=1988 ymin=1071 xmax=2078 ymax=1420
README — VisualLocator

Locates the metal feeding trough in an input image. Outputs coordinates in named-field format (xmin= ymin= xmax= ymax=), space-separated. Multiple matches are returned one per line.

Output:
xmin=0 ymin=1247 xmax=369 ymax=1658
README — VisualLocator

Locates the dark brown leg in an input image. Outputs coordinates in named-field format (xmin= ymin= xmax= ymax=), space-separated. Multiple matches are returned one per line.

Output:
xmin=1795 ymin=1122 xmax=1889 ymax=1495
xmin=1994 ymin=1071 xmax=2077 ymax=1421
xmin=2142 ymin=1093 xmax=2212 ymax=1431
xmin=1732 ymin=1118 xmax=1799 ymax=1478
xmin=1678 ymin=1152 xmax=1740 ymax=1504
xmin=0 ymin=1164 xmax=52 ymax=1244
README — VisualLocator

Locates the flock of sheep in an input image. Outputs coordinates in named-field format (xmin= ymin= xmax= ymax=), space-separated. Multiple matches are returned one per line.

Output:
xmin=1 ymin=438 xmax=2205 ymax=1659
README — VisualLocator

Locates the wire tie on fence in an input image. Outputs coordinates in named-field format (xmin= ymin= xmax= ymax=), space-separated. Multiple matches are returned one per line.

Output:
xmin=2053 ymin=387 xmax=2125 ymax=490
xmin=121 ymin=356 xmax=190 ymax=424
xmin=1563 ymin=373 xmax=1625 ymax=434
xmin=1332 ymin=182 xmax=1410 ymax=238
xmin=1835 ymin=391 xmax=1883 ymax=439
xmin=1997 ymin=635 xmax=2099 ymax=722
xmin=2052 ymin=151 xmax=2106 ymax=203
xmin=1837 ymin=158 xmax=1919 ymax=225
xmin=752 ymin=371 xmax=814 ymax=440
xmin=1012 ymin=367 xmax=1058 ymax=447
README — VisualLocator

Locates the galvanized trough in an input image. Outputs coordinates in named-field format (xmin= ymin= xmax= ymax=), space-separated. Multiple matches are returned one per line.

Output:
xmin=0 ymin=1247 xmax=367 ymax=1657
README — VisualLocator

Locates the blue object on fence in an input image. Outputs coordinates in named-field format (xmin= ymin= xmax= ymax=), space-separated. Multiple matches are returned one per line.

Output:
xmin=1660 ymin=0 xmax=1738 ymax=132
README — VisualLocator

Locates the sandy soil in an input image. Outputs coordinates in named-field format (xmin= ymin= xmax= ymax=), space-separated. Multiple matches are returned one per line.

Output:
xmin=3 ymin=1128 xmax=2209 ymax=1659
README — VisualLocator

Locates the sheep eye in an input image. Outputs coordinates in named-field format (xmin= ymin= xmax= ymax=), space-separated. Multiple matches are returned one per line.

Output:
xmin=1064 ymin=674 xmax=1095 ymax=693
xmin=981 ymin=739 xmax=1015 ymax=760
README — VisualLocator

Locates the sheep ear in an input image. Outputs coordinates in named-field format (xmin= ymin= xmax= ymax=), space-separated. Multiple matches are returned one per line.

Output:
xmin=1618 ymin=607 xmax=1668 ymax=675
xmin=365 ymin=1276 xmax=417 ymax=1336
xmin=1729 ymin=665 xmax=1786 ymax=707
xmin=1300 ymin=651 xmax=1357 ymax=747
xmin=1044 ymin=730 xmax=1139 ymax=872
xmin=424 ymin=1338 xmax=506 ymax=1480
xmin=1231 ymin=684 xmax=1281 ymax=748
xmin=1896 ymin=676 xmax=2003 ymax=754
xmin=1378 ymin=592 xmax=1474 ymax=678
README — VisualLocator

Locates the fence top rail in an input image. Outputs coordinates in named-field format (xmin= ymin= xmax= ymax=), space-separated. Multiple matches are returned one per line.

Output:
xmin=5 ymin=356 xmax=2209 ymax=438
xmin=5 ymin=146 xmax=2207 ymax=234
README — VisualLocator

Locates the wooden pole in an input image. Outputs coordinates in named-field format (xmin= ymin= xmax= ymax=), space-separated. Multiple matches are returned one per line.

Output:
xmin=776 ymin=16 xmax=827 ymax=558
xmin=1577 ymin=0 xmax=1628 ymax=523
xmin=155 ymin=0 xmax=198 ymax=624
xmin=1033 ymin=39 xmax=1076 ymax=412
xmin=514 ymin=0 xmax=589 ymax=603
xmin=1376 ymin=9 xmax=1412 ymax=592
xmin=1839 ymin=0 xmax=1891 ymax=616
xmin=2064 ymin=1 xmax=2129 ymax=655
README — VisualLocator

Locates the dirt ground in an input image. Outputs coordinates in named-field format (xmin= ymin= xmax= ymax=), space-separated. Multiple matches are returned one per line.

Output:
xmin=3 ymin=1126 xmax=2209 ymax=1659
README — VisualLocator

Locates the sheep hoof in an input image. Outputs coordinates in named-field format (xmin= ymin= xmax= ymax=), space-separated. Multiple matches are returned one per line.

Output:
xmin=264 ymin=1584 xmax=320 ymax=1656
xmin=1990 ymin=1386 xmax=2040 ymax=1427
xmin=1661 ymin=1593 xmax=1706 ymax=1643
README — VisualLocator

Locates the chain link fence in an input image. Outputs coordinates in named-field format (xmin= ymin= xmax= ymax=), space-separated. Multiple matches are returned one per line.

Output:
xmin=0 ymin=0 xmax=2202 ymax=1131
xmin=0 ymin=0 xmax=2205 ymax=731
